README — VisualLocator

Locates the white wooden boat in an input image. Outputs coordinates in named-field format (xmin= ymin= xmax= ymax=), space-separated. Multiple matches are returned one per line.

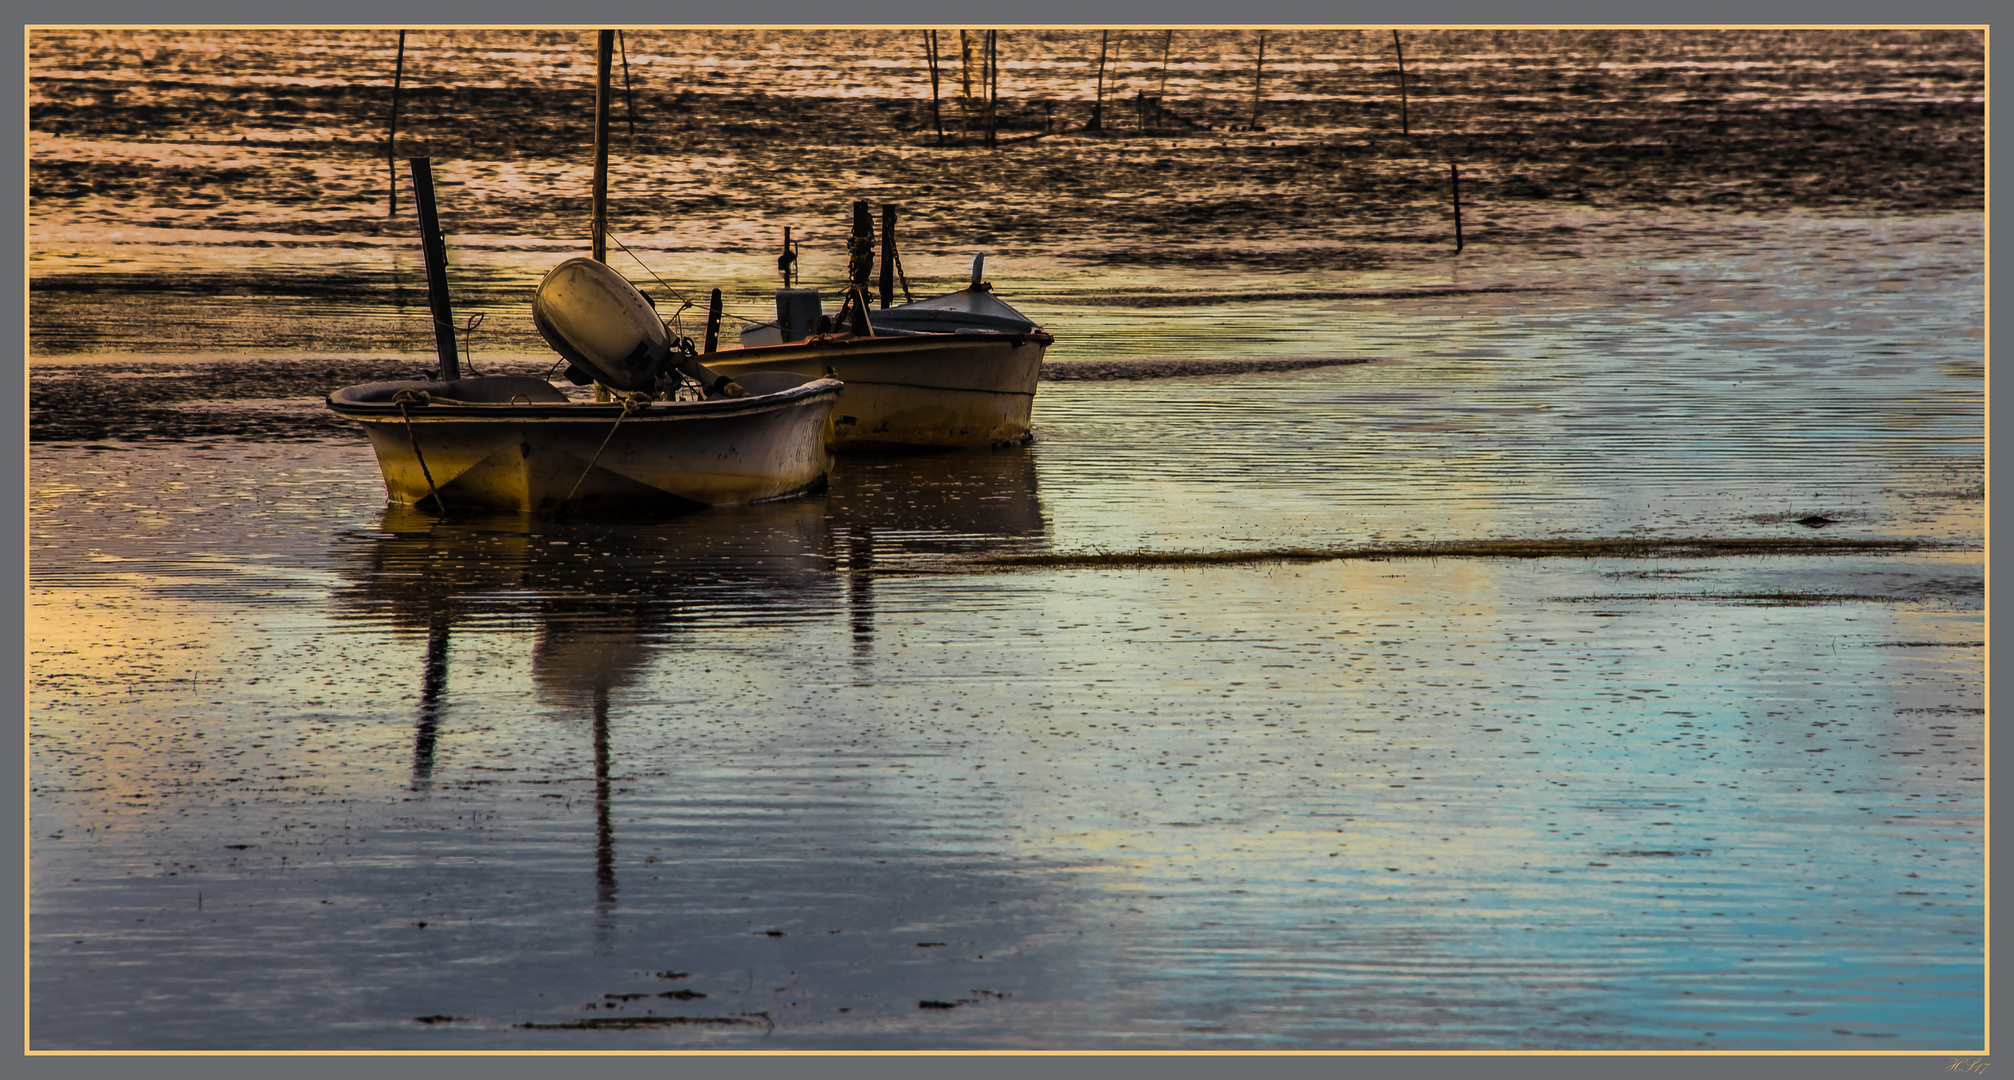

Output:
xmin=330 ymin=257 xmax=841 ymax=515
xmin=723 ymin=255 xmax=1050 ymax=450
xmin=328 ymin=371 xmax=839 ymax=515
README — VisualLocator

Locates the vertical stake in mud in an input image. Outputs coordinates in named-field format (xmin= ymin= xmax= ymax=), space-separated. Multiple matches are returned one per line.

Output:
xmin=924 ymin=30 xmax=944 ymax=145
xmin=960 ymin=31 xmax=973 ymax=135
xmin=985 ymin=30 xmax=999 ymax=148
xmin=408 ymin=157 xmax=459 ymax=381
xmin=1158 ymin=29 xmax=1172 ymax=126
xmin=1393 ymin=30 xmax=1410 ymax=135
xmin=1451 ymin=161 xmax=1464 ymax=252
xmin=1091 ymin=30 xmax=1109 ymax=130
xmin=387 ymin=30 xmax=404 ymax=217
xmin=1250 ymin=32 xmax=1266 ymax=130
xmin=618 ymin=30 xmax=636 ymax=140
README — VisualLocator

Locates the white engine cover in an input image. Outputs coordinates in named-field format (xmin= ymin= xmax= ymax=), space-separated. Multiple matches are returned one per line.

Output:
xmin=531 ymin=257 xmax=670 ymax=392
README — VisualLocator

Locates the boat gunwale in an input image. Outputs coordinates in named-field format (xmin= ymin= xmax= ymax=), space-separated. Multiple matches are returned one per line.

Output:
xmin=725 ymin=328 xmax=1053 ymax=359
xmin=325 ymin=376 xmax=844 ymax=423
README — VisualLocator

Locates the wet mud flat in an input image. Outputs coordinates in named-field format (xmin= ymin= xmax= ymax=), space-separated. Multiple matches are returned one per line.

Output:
xmin=26 ymin=356 xmax=1382 ymax=443
xmin=27 ymin=29 xmax=1982 ymax=361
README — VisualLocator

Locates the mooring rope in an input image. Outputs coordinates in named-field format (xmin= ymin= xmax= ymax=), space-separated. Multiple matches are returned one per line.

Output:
xmin=564 ymin=390 xmax=654 ymax=505
xmin=603 ymin=229 xmax=697 ymax=333
xmin=391 ymin=389 xmax=448 ymax=515
xmin=894 ymin=249 xmax=914 ymax=304
xmin=459 ymin=312 xmax=483 ymax=375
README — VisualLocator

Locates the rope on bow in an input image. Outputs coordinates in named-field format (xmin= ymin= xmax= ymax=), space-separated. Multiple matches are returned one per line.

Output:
xmin=564 ymin=391 xmax=654 ymax=505
xmin=391 ymin=389 xmax=448 ymax=515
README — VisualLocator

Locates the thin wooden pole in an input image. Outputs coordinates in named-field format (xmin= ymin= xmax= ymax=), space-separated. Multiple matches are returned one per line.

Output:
xmin=1091 ymin=30 xmax=1108 ymax=130
xmin=985 ymin=30 xmax=998 ymax=148
xmin=618 ymin=30 xmax=636 ymax=140
xmin=1159 ymin=29 xmax=1171 ymax=101
xmin=591 ymin=30 xmax=613 ymax=263
xmin=408 ymin=157 xmax=460 ymax=381
xmin=388 ymin=30 xmax=405 ymax=217
xmin=1250 ymin=31 xmax=1265 ymax=130
xmin=924 ymin=30 xmax=944 ymax=145
xmin=704 ymin=288 xmax=722 ymax=352
xmin=1393 ymin=29 xmax=1409 ymax=136
xmin=960 ymin=30 xmax=972 ymax=135
xmin=1451 ymin=161 xmax=1464 ymax=252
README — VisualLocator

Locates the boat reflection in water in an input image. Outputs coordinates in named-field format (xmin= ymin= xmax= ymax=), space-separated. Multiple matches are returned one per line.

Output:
xmin=328 ymin=447 xmax=1045 ymax=920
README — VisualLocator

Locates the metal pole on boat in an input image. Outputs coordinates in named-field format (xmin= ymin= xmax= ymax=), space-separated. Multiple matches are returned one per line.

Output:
xmin=848 ymin=199 xmax=874 ymax=298
xmin=879 ymin=205 xmax=897 ymax=308
xmin=1393 ymin=30 xmax=1410 ymax=136
xmin=408 ymin=157 xmax=460 ymax=381
xmin=388 ymin=30 xmax=405 ymax=217
xmin=704 ymin=288 xmax=722 ymax=352
xmin=591 ymin=29 xmax=614 ymax=263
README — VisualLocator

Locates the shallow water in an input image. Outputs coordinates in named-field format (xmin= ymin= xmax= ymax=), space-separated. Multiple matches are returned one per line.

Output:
xmin=27 ymin=437 xmax=1984 ymax=1050
xmin=27 ymin=28 xmax=1984 ymax=1051
xmin=29 ymin=279 xmax=1984 ymax=1048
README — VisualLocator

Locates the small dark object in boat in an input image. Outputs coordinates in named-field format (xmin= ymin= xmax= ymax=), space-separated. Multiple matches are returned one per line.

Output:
xmin=1796 ymin=515 xmax=1835 ymax=527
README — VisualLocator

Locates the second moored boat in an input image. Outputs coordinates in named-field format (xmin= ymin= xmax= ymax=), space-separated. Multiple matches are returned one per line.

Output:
xmin=719 ymin=232 xmax=1052 ymax=451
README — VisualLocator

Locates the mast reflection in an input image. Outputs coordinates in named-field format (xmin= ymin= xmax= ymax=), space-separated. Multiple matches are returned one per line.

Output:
xmin=331 ymin=446 xmax=1047 ymax=926
xmin=410 ymin=616 xmax=451 ymax=790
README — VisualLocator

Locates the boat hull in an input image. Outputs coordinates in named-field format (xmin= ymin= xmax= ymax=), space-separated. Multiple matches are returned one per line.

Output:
xmin=707 ymin=331 xmax=1048 ymax=449
xmin=328 ymin=376 xmax=841 ymax=514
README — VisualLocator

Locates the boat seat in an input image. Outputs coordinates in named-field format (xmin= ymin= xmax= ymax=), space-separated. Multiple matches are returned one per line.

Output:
xmin=428 ymin=376 xmax=571 ymax=404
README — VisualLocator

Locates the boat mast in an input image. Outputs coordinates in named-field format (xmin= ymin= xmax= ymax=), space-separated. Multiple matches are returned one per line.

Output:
xmin=591 ymin=29 xmax=614 ymax=263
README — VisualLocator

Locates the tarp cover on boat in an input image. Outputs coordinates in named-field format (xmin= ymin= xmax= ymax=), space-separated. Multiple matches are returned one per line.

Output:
xmin=867 ymin=287 xmax=1040 ymax=335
